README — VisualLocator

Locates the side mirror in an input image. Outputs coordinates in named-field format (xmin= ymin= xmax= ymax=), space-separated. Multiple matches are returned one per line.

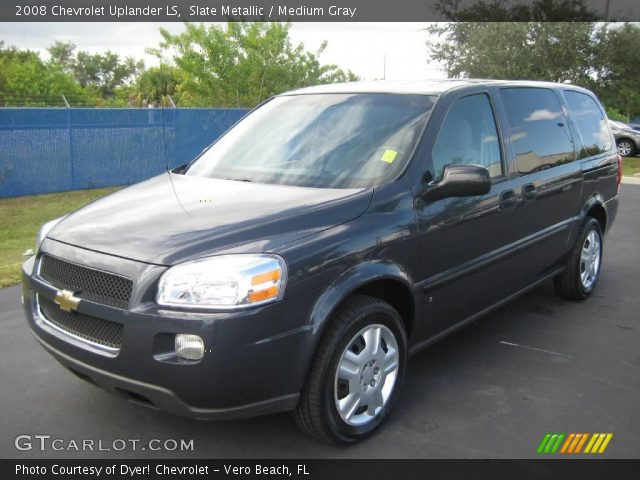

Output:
xmin=421 ymin=164 xmax=491 ymax=202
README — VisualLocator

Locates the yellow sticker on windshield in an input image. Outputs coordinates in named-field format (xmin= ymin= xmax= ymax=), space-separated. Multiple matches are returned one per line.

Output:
xmin=380 ymin=149 xmax=398 ymax=164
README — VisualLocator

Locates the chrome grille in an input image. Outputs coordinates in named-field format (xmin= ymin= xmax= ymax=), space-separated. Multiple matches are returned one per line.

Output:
xmin=39 ymin=255 xmax=132 ymax=309
xmin=38 ymin=295 xmax=123 ymax=350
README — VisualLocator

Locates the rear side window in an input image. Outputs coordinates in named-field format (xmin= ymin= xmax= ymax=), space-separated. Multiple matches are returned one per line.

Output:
xmin=500 ymin=88 xmax=575 ymax=175
xmin=431 ymin=93 xmax=502 ymax=181
xmin=564 ymin=90 xmax=612 ymax=157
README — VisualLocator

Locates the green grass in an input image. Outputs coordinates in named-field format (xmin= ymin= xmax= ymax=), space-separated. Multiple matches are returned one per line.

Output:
xmin=622 ymin=156 xmax=640 ymax=177
xmin=0 ymin=188 xmax=119 ymax=288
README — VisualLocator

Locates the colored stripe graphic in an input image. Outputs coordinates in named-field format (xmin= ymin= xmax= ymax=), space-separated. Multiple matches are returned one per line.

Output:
xmin=574 ymin=433 xmax=589 ymax=453
xmin=538 ymin=433 xmax=613 ymax=454
xmin=560 ymin=433 xmax=575 ymax=453
xmin=584 ymin=433 xmax=613 ymax=454
xmin=567 ymin=433 xmax=582 ymax=453
xmin=538 ymin=433 xmax=565 ymax=453
xmin=545 ymin=434 xmax=558 ymax=453
xmin=598 ymin=434 xmax=613 ymax=453
xmin=550 ymin=434 xmax=565 ymax=453
xmin=537 ymin=434 xmax=552 ymax=453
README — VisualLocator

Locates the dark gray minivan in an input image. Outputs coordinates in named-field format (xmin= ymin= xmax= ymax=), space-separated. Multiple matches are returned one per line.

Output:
xmin=22 ymin=79 xmax=620 ymax=444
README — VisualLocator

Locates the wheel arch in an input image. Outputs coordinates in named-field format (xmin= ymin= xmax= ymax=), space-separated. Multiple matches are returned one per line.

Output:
xmin=308 ymin=260 xmax=419 ymax=348
xmin=581 ymin=194 xmax=608 ymax=234
xmin=586 ymin=203 xmax=607 ymax=233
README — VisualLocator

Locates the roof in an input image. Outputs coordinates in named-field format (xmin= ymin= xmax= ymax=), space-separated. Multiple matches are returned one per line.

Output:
xmin=282 ymin=79 xmax=587 ymax=96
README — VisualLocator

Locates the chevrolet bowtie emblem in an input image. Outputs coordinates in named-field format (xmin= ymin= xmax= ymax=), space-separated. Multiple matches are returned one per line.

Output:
xmin=54 ymin=290 xmax=81 ymax=312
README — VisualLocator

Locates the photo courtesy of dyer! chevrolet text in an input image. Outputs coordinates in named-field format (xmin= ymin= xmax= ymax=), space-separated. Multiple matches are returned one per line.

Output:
xmin=15 ymin=463 xmax=307 ymax=476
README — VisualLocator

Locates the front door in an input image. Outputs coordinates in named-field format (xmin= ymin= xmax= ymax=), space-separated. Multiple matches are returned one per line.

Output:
xmin=414 ymin=91 xmax=527 ymax=340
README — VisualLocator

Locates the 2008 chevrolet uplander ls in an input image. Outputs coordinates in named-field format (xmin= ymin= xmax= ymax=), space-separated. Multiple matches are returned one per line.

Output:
xmin=23 ymin=80 xmax=620 ymax=444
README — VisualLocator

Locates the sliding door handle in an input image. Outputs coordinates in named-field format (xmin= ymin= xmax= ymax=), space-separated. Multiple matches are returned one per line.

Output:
xmin=523 ymin=183 xmax=537 ymax=201
xmin=499 ymin=189 xmax=517 ymax=211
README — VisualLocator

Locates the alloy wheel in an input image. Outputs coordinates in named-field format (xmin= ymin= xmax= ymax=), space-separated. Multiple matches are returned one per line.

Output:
xmin=334 ymin=324 xmax=400 ymax=427
xmin=580 ymin=230 xmax=601 ymax=291
xmin=617 ymin=140 xmax=633 ymax=157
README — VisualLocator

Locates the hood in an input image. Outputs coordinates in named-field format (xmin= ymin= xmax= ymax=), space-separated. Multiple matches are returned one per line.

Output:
xmin=48 ymin=173 xmax=372 ymax=265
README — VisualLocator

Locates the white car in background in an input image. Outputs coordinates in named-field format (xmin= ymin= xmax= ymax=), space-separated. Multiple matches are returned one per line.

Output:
xmin=609 ymin=120 xmax=640 ymax=157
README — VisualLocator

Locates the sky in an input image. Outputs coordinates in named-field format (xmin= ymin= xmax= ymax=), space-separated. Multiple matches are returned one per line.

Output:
xmin=0 ymin=22 xmax=447 ymax=81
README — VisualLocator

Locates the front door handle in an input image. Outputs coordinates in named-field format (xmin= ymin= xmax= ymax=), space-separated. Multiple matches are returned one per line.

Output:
xmin=499 ymin=189 xmax=517 ymax=211
xmin=523 ymin=183 xmax=537 ymax=201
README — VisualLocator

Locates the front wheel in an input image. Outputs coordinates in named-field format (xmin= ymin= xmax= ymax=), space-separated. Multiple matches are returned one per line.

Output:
xmin=293 ymin=295 xmax=407 ymax=444
xmin=555 ymin=218 xmax=603 ymax=300
xmin=617 ymin=138 xmax=636 ymax=157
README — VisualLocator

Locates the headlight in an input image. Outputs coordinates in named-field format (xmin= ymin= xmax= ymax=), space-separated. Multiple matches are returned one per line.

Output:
xmin=157 ymin=254 xmax=287 ymax=309
xmin=35 ymin=216 xmax=65 ymax=253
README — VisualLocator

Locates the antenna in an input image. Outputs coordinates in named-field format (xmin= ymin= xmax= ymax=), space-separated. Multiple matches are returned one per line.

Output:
xmin=162 ymin=103 xmax=192 ymax=217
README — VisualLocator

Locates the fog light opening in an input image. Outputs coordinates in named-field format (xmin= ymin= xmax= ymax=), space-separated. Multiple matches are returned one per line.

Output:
xmin=69 ymin=368 xmax=97 ymax=386
xmin=115 ymin=387 xmax=154 ymax=406
xmin=175 ymin=334 xmax=204 ymax=361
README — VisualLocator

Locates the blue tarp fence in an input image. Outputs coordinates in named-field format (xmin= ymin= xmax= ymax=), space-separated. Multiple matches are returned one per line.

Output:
xmin=0 ymin=107 xmax=249 ymax=198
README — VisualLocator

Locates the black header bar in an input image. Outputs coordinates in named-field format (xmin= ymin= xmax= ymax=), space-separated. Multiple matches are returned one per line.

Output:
xmin=2 ymin=0 xmax=640 ymax=22
xmin=3 ymin=459 xmax=640 ymax=480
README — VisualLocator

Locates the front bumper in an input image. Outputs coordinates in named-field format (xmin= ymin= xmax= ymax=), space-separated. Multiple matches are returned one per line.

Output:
xmin=22 ymin=241 xmax=319 ymax=420
xmin=30 ymin=333 xmax=300 ymax=420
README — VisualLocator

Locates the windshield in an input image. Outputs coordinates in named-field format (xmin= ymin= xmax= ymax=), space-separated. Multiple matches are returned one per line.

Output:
xmin=186 ymin=93 xmax=437 ymax=188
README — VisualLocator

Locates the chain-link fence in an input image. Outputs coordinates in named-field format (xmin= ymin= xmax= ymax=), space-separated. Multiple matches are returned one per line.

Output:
xmin=0 ymin=107 xmax=248 ymax=198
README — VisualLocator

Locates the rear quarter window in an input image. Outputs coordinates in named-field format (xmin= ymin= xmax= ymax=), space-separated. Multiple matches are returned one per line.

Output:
xmin=500 ymin=88 xmax=575 ymax=175
xmin=564 ymin=90 xmax=612 ymax=157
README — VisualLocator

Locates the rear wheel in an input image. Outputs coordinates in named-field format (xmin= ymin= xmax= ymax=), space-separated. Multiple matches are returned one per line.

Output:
xmin=293 ymin=295 xmax=407 ymax=444
xmin=555 ymin=218 xmax=603 ymax=300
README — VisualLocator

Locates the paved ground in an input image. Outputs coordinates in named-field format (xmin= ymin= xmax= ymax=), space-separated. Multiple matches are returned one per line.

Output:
xmin=1 ymin=185 xmax=638 ymax=459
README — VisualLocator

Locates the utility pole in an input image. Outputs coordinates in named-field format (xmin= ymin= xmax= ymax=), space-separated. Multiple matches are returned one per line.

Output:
xmin=382 ymin=55 xmax=386 ymax=80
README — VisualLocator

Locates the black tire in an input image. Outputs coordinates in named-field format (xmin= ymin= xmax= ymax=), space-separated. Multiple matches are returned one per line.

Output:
xmin=554 ymin=218 xmax=603 ymax=300
xmin=616 ymin=138 xmax=636 ymax=157
xmin=293 ymin=294 xmax=407 ymax=444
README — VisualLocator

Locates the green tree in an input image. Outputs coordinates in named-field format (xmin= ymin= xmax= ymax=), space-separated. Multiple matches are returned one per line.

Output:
xmin=47 ymin=41 xmax=76 ymax=73
xmin=0 ymin=42 xmax=90 ymax=106
xmin=434 ymin=0 xmax=598 ymax=21
xmin=426 ymin=21 xmax=640 ymax=119
xmin=427 ymin=22 xmax=596 ymax=83
xmin=47 ymin=42 xmax=143 ymax=99
xmin=159 ymin=22 xmax=358 ymax=107
xmin=593 ymin=23 xmax=640 ymax=121
xmin=133 ymin=64 xmax=181 ymax=106
xmin=71 ymin=51 xmax=143 ymax=97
